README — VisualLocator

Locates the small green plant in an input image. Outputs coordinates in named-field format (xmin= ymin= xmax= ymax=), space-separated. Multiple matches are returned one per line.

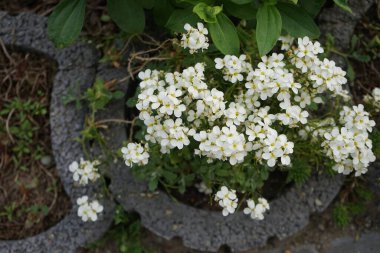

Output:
xmin=333 ymin=183 xmax=374 ymax=227
xmin=85 ymin=206 xmax=150 ymax=253
xmin=0 ymin=97 xmax=47 ymax=170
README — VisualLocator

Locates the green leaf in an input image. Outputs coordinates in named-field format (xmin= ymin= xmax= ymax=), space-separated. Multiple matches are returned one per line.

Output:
xmin=277 ymin=3 xmax=320 ymax=39
xmin=153 ymin=0 xmax=174 ymax=26
xmin=108 ymin=0 xmax=145 ymax=34
xmin=193 ymin=3 xmax=223 ymax=23
xmin=208 ymin=13 xmax=240 ymax=55
xmin=47 ymin=0 xmax=86 ymax=47
xmin=140 ymin=0 xmax=155 ymax=9
xmin=346 ymin=61 xmax=355 ymax=82
xmin=350 ymin=52 xmax=371 ymax=62
xmin=165 ymin=9 xmax=200 ymax=32
xmin=299 ymin=0 xmax=326 ymax=17
xmin=256 ymin=3 xmax=282 ymax=56
xmin=177 ymin=0 xmax=215 ymax=5
xmin=230 ymin=0 xmax=253 ymax=4
xmin=333 ymin=0 xmax=352 ymax=13
xmin=224 ymin=1 xmax=258 ymax=20
xmin=148 ymin=178 xmax=158 ymax=191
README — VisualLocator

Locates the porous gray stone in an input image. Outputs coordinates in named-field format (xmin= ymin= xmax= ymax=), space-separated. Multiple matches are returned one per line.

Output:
xmin=0 ymin=11 xmax=114 ymax=253
xmin=325 ymin=232 xmax=380 ymax=253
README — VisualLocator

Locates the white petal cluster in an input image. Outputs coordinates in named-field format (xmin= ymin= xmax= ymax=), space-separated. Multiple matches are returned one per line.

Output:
xmin=69 ymin=158 xmax=100 ymax=185
xmin=181 ymin=23 xmax=209 ymax=54
xmin=321 ymin=105 xmax=376 ymax=176
xmin=121 ymin=142 xmax=150 ymax=167
xmin=127 ymin=34 xmax=377 ymax=221
xmin=243 ymin=198 xmax=270 ymax=220
xmin=363 ymin=87 xmax=380 ymax=112
xmin=195 ymin=182 xmax=212 ymax=195
xmin=194 ymin=125 xmax=253 ymax=165
xmin=214 ymin=186 xmax=238 ymax=216
xmin=77 ymin=196 xmax=104 ymax=222
xmin=215 ymin=55 xmax=252 ymax=83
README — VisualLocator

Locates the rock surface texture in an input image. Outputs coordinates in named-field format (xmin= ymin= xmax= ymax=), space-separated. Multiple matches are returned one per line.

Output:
xmin=0 ymin=12 xmax=114 ymax=253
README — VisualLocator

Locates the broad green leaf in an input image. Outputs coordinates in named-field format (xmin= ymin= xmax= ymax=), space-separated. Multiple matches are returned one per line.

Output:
xmin=289 ymin=0 xmax=298 ymax=3
xmin=177 ymin=0 xmax=215 ymax=5
xmin=256 ymin=4 xmax=282 ymax=56
xmin=47 ymin=0 xmax=86 ymax=47
xmin=333 ymin=0 xmax=352 ymax=13
xmin=153 ymin=0 xmax=174 ymax=26
xmin=140 ymin=0 xmax=155 ymax=9
xmin=230 ymin=0 xmax=253 ymax=4
xmin=299 ymin=0 xmax=326 ymax=17
xmin=224 ymin=1 xmax=258 ymax=20
xmin=108 ymin=0 xmax=145 ymax=34
xmin=193 ymin=3 xmax=223 ymax=23
xmin=165 ymin=9 xmax=200 ymax=32
xmin=277 ymin=3 xmax=320 ymax=39
xmin=208 ymin=13 xmax=240 ymax=55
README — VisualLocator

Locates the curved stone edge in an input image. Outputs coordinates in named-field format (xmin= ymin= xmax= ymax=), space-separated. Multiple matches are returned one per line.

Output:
xmin=107 ymin=1 xmax=376 ymax=251
xmin=0 ymin=12 xmax=114 ymax=253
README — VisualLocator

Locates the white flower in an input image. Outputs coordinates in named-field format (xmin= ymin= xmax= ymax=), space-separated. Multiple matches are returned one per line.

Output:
xmin=77 ymin=196 xmax=104 ymax=222
xmin=69 ymin=158 xmax=100 ymax=185
xmin=243 ymin=198 xmax=269 ymax=220
xmin=181 ymin=23 xmax=209 ymax=54
xmin=121 ymin=143 xmax=150 ymax=166
xmin=215 ymin=186 xmax=238 ymax=216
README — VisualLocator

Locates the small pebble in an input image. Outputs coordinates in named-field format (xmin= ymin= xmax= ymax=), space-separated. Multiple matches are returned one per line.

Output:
xmin=315 ymin=198 xmax=323 ymax=206
xmin=40 ymin=155 xmax=52 ymax=166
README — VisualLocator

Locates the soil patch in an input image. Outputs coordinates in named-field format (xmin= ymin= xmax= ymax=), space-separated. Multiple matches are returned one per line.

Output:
xmin=0 ymin=45 xmax=71 ymax=239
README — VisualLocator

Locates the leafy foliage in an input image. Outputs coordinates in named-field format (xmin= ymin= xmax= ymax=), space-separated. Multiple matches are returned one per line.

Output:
xmin=47 ymin=0 xmax=352 ymax=54
xmin=333 ymin=184 xmax=374 ymax=227
xmin=286 ymin=158 xmax=312 ymax=186
xmin=85 ymin=206 xmax=150 ymax=253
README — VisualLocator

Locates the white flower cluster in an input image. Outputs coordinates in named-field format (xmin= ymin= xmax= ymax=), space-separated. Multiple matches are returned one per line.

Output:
xmin=127 ymin=32 xmax=376 ymax=219
xmin=77 ymin=196 xmax=104 ymax=222
xmin=215 ymin=55 xmax=252 ymax=83
xmin=69 ymin=158 xmax=100 ymax=185
xmin=321 ymin=105 xmax=376 ymax=176
xmin=243 ymin=197 xmax=270 ymax=220
xmin=214 ymin=186 xmax=238 ymax=216
xmin=130 ymin=35 xmax=366 ymax=170
xmin=180 ymin=23 xmax=209 ymax=54
xmin=214 ymin=186 xmax=270 ymax=219
xmin=364 ymin=87 xmax=380 ymax=112
xmin=121 ymin=142 xmax=150 ymax=167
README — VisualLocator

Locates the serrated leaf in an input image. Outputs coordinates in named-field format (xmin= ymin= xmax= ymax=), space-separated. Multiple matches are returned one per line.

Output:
xmin=333 ymin=0 xmax=352 ymax=13
xmin=47 ymin=0 xmax=86 ymax=47
xmin=108 ymin=0 xmax=145 ymax=34
xmin=193 ymin=3 xmax=223 ymax=23
xmin=256 ymin=4 xmax=282 ymax=56
xmin=277 ymin=2 xmax=320 ymax=39
xmin=208 ymin=13 xmax=240 ymax=55
xmin=165 ymin=9 xmax=200 ymax=32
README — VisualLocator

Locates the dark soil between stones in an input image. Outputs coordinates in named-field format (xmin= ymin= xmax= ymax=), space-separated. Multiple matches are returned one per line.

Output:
xmin=0 ymin=46 xmax=71 ymax=239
